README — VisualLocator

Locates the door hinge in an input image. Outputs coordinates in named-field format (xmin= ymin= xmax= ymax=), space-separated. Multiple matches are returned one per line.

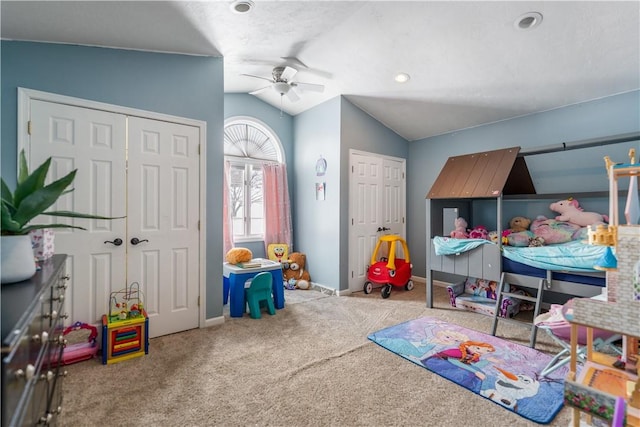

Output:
xmin=403 ymin=217 xmax=405 ymax=224
xmin=198 ymin=296 xmax=200 ymax=307
xmin=198 ymin=144 xmax=201 ymax=155
xmin=402 ymin=172 xmax=405 ymax=179
xmin=351 ymin=218 xmax=354 ymax=225
xmin=198 ymin=220 xmax=200 ymax=231
xmin=27 ymin=120 xmax=32 ymax=135
xmin=351 ymin=271 xmax=354 ymax=278
xmin=351 ymin=165 xmax=354 ymax=173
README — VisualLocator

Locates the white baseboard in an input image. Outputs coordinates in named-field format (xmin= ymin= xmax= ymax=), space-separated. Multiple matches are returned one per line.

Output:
xmin=203 ymin=315 xmax=225 ymax=328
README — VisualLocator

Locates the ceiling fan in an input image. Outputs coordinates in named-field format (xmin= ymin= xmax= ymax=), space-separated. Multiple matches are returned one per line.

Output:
xmin=242 ymin=65 xmax=325 ymax=102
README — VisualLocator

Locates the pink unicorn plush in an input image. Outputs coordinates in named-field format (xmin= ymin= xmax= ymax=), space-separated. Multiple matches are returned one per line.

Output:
xmin=549 ymin=198 xmax=608 ymax=227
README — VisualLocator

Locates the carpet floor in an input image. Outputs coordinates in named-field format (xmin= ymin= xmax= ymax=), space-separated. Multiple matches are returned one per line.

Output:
xmin=60 ymin=281 xmax=573 ymax=426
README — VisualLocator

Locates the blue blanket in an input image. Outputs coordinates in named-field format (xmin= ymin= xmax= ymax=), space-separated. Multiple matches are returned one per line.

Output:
xmin=502 ymin=240 xmax=607 ymax=272
xmin=432 ymin=236 xmax=493 ymax=255
xmin=433 ymin=237 xmax=607 ymax=272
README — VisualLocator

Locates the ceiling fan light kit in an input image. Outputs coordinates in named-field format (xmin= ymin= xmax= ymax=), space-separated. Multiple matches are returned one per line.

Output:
xmin=242 ymin=64 xmax=325 ymax=104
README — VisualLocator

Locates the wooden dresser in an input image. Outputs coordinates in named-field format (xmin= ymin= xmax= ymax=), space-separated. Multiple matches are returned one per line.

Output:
xmin=1 ymin=255 xmax=69 ymax=426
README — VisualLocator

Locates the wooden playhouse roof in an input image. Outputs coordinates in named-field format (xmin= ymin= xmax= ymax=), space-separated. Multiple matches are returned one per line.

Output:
xmin=427 ymin=147 xmax=536 ymax=199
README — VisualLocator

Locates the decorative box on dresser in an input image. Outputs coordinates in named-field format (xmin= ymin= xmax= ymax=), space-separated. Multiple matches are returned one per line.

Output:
xmin=2 ymin=255 xmax=69 ymax=426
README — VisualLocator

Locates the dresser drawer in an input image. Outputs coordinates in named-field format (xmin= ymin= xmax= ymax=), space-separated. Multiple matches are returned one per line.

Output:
xmin=2 ymin=255 xmax=68 ymax=427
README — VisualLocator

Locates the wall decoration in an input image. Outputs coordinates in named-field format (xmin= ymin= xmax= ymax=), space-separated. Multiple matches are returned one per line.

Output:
xmin=316 ymin=182 xmax=326 ymax=201
xmin=316 ymin=156 xmax=327 ymax=176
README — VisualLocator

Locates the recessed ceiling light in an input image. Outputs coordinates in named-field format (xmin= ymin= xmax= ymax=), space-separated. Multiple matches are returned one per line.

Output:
xmin=395 ymin=73 xmax=410 ymax=83
xmin=514 ymin=12 xmax=543 ymax=30
xmin=230 ymin=0 xmax=254 ymax=14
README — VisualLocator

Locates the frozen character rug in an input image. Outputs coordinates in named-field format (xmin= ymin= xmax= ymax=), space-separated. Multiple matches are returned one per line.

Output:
xmin=368 ymin=316 xmax=567 ymax=424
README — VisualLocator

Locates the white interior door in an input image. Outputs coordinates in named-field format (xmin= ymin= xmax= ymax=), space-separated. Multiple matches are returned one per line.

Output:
xmin=30 ymin=100 xmax=128 ymax=327
xmin=27 ymin=97 xmax=201 ymax=338
xmin=127 ymin=117 xmax=200 ymax=337
xmin=348 ymin=151 xmax=406 ymax=293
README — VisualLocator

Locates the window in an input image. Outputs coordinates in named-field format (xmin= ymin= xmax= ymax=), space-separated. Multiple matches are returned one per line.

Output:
xmin=224 ymin=117 xmax=284 ymax=241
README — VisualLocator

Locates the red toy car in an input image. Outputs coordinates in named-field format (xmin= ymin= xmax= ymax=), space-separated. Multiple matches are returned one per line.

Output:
xmin=364 ymin=234 xmax=413 ymax=298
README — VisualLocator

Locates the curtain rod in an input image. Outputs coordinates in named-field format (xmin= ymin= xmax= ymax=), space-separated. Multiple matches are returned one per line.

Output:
xmin=518 ymin=132 xmax=640 ymax=157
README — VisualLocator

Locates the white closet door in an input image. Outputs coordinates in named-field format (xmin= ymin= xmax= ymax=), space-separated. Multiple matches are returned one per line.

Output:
xmin=349 ymin=153 xmax=383 ymax=293
xmin=30 ymin=100 xmax=128 ymax=325
xmin=127 ymin=117 xmax=200 ymax=338
xmin=382 ymin=158 xmax=406 ymax=238
xmin=348 ymin=152 xmax=407 ymax=293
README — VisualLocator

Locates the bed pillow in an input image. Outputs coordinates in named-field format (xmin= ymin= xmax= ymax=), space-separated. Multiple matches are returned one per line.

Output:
xmin=530 ymin=215 xmax=582 ymax=245
xmin=505 ymin=230 xmax=534 ymax=247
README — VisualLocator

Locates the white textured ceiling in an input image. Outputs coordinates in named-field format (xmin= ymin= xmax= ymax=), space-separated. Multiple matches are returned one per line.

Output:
xmin=2 ymin=1 xmax=639 ymax=141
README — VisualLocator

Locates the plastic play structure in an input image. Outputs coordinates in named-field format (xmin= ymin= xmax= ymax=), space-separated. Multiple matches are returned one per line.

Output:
xmin=364 ymin=234 xmax=414 ymax=299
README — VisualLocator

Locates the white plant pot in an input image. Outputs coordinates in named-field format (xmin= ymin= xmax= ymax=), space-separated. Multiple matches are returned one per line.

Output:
xmin=1 ymin=235 xmax=37 ymax=284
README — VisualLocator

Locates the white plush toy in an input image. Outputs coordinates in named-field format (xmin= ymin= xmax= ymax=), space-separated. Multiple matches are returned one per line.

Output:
xmin=549 ymin=198 xmax=608 ymax=227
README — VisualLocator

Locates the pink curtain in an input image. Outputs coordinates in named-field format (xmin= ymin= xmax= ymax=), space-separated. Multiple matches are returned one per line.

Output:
xmin=222 ymin=160 xmax=234 ymax=258
xmin=263 ymin=163 xmax=293 ymax=254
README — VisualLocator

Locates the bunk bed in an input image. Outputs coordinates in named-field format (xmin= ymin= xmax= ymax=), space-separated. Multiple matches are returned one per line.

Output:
xmin=424 ymin=132 xmax=640 ymax=346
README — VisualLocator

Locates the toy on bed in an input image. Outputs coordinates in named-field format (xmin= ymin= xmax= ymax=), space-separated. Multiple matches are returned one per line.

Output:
xmin=450 ymin=217 xmax=469 ymax=239
xmin=549 ymin=198 xmax=608 ymax=227
xmin=468 ymin=225 xmax=489 ymax=240
xmin=446 ymin=277 xmax=526 ymax=318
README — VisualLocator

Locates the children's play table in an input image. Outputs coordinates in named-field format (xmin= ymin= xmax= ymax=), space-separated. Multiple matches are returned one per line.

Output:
xmin=223 ymin=258 xmax=285 ymax=317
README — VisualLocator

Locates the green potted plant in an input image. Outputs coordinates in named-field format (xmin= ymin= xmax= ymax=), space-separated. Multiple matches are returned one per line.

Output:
xmin=1 ymin=150 xmax=122 ymax=284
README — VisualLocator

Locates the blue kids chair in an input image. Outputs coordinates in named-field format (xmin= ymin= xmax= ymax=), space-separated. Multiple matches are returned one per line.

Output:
xmin=245 ymin=272 xmax=276 ymax=319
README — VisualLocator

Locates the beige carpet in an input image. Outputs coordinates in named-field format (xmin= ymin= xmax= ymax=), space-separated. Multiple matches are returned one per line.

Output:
xmin=60 ymin=282 xmax=572 ymax=426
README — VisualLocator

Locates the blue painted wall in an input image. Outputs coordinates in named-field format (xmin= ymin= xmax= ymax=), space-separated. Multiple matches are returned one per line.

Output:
xmin=408 ymin=90 xmax=640 ymax=277
xmin=1 ymin=41 xmax=225 ymax=319
xmin=224 ymin=93 xmax=294 ymax=258
xmin=292 ymin=97 xmax=342 ymax=288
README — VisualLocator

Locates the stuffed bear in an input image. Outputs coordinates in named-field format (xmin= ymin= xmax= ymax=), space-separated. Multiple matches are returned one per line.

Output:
xmin=509 ymin=216 xmax=531 ymax=233
xmin=549 ymin=198 xmax=608 ymax=227
xmin=283 ymin=252 xmax=311 ymax=290
xmin=450 ymin=217 xmax=469 ymax=239
xmin=225 ymin=247 xmax=252 ymax=264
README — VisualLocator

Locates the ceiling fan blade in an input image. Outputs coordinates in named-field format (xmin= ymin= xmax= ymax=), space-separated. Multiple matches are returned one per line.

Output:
xmin=241 ymin=73 xmax=274 ymax=83
xmin=249 ymin=85 xmax=271 ymax=95
xmin=280 ymin=66 xmax=298 ymax=82
xmin=291 ymin=82 xmax=324 ymax=93
xmin=285 ymin=87 xmax=300 ymax=102
xmin=281 ymin=56 xmax=308 ymax=69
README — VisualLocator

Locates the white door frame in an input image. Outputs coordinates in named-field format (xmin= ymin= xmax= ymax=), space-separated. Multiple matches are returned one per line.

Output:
xmin=17 ymin=87 xmax=207 ymax=330
xmin=348 ymin=149 xmax=406 ymax=294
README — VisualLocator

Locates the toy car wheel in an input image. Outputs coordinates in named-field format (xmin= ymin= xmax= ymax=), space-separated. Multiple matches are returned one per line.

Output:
xmin=405 ymin=280 xmax=414 ymax=291
xmin=381 ymin=285 xmax=392 ymax=299
xmin=363 ymin=281 xmax=373 ymax=294
xmin=388 ymin=270 xmax=396 ymax=278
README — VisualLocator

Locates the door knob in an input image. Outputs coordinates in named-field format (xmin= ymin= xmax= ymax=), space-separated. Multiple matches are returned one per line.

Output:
xmin=104 ymin=238 xmax=123 ymax=246
xmin=130 ymin=237 xmax=149 ymax=245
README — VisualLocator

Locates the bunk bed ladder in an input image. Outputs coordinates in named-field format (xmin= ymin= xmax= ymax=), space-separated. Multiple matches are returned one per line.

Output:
xmin=490 ymin=272 xmax=545 ymax=348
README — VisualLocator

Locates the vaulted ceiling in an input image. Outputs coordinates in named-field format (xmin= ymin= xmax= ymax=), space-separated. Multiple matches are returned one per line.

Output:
xmin=2 ymin=1 xmax=639 ymax=141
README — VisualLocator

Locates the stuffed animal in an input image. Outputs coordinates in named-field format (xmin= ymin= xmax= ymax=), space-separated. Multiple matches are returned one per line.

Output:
xmin=225 ymin=247 xmax=252 ymax=264
xmin=450 ymin=217 xmax=469 ymax=239
xmin=509 ymin=216 xmax=531 ymax=233
xmin=549 ymin=198 xmax=608 ymax=227
xmin=283 ymin=252 xmax=311 ymax=290
xmin=528 ymin=236 xmax=545 ymax=247
xmin=468 ymin=225 xmax=489 ymax=240
xmin=488 ymin=230 xmax=499 ymax=243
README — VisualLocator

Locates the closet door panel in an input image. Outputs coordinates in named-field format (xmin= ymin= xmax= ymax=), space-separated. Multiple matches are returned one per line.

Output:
xmin=127 ymin=117 xmax=200 ymax=338
xmin=29 ymin=100 xmax=127 ymax=325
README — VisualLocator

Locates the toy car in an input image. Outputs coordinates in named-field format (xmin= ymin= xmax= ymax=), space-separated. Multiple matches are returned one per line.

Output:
xmin=363 ymin=234 xmax=413 ymax=298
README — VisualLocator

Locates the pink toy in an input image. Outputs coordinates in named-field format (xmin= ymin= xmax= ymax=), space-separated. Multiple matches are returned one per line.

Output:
xmin=549 ymin=198 xmax=608 ymax=227
xmin=468 ymin=225 xmax=489 ymax=240
xmin=450 ymin=217 xmax=469 ymax=239
xmin=60 ymin=322 xmax=98 ymax=365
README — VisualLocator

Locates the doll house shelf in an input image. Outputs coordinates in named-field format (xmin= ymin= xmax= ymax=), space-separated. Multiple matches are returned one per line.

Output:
xmin=564 ymin=156 xmax=640 ymax=427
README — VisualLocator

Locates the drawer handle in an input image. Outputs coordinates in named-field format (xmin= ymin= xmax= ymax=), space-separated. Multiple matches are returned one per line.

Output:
xmin=32 ymin=331 xmax=48 ymax=342
xmin=44 ymin=310 xmax=57 ymax=319
xmin=15 ymin=364 xmax=35 ymax=381
xmin=52 ymin=294 xmax=65 ymax=302
xmin=56 ymin=335 xmax=68 ymax=346
xmin=40 ymin=370 xmax=55 ymax=382
xmin=40 ymin=413 xmax=53 ymax=425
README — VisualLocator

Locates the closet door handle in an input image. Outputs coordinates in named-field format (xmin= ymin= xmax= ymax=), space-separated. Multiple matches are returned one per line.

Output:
xmin=130 ymin=238 xmax=149 ymax=246
xmin=104 ymin=238 xmax=123 ymax=246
